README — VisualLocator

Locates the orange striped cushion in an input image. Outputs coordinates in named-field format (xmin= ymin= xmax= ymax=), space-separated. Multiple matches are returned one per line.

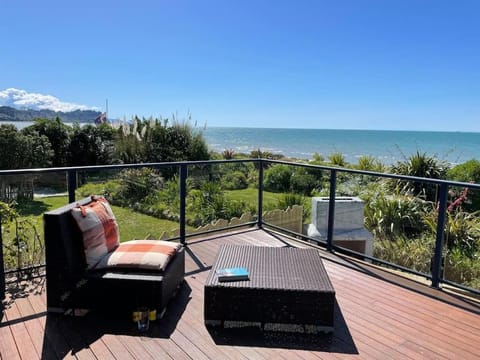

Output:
xmin=71 ymin=196 xmax=120 ymax=268
xmin=94 ymin=240 xmax=180 ymax=271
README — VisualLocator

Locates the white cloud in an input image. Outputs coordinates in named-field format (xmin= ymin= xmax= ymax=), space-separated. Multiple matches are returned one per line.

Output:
xmin=0 ymin=88 xmax=98 ymax=112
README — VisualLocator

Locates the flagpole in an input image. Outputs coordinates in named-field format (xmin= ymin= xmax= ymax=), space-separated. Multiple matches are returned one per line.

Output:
xmin=106 ymin=98 xmax=108 ymax=120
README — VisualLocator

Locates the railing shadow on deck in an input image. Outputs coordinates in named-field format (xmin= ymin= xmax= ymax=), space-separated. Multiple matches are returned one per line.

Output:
xmin=40 ymin=282 xmax=192 ymax=358
xmin=323 ymin=252 xmax=480 ymax=316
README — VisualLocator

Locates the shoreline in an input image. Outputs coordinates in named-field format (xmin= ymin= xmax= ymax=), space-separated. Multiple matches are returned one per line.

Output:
xmin=203 ymin=127 xmax=480 ymax=166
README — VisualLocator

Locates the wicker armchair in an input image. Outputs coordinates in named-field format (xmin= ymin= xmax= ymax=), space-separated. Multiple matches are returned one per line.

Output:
xmin=44 ymin=197 xmax=184 ymax=316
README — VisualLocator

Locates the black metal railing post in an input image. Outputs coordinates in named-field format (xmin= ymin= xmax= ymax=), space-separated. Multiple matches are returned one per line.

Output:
xmin=257 ymin=159 xmax=264 ymax=228
xmin=327 ymin=170 xmax=337 ymax=252
xmin=0 ymin=211 xmax=5 ymax=301
xmin=67 ymin=170 xmax=77 ymax=203
xmin=179 ymin=164 xmax=187 ymax=245
xmin=431 ymin=183 xmax=448 ymax=288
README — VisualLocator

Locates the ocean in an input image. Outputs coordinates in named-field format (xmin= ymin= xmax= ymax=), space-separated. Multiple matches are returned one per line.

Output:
xmin=202 ymin=127 xmax=480 ymax=165
xmin=4 ymin=121 xmax=479 ymax=166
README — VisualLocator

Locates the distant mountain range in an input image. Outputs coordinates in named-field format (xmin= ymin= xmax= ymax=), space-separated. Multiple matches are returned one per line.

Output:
xmin=0 ymin=106 xmax=102 ymax=123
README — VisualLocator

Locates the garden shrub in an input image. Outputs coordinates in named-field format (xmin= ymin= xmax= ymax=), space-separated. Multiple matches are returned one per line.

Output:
xmin=276 ymin=193 xmax=310 ymax=223
xmin=247 ymin=169 xmax=259 ymax=187
xmin=424 ymin=208 xmax=480 ymax=256
xmin=76 ymin=180 xmax=119 ymax=199
xmin=263 ymin=165 xmax=293 ymax=192
xmin=221 ymin=170 xmax=248 ymax=190
xmin=115 ymin=168 xmax=165 ymax=206
xmin=0 ymin=201 xmax=44 ymax=271
xmin=187 ymin=182 xmax=248 ymax=226
xmin=444 ymin=247 xmax=480 ymax=289
xmin=290 ymin=168 xmax=318 ymax=195
xmin=223 ymin=199 xmax=252 ymax=219
xmin=143 ymin=200 xmax=178 ymax=222
xmin=277 ymin=193 xmax=304 ymax=210
xmin=447 ymin=159 xmax=480 ymax=211
xmin=364 ymin=192 xmax=428 ymax=240
xmin=444 ymin=211 xmax=480 ymax=257
xmin=141 ymin=120 xmax=210 ymax=164
xmin=373 ymin=235 xmax=434 ymax=273
xmin=448 ymin=159 xmax=480 ymax=182
xmin=157 ymin=175 xmax=182 ymax=209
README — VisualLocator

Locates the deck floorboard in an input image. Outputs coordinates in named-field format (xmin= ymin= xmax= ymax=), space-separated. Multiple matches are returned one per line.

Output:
xmin=2 ymin=228 xmax=480 ymax=359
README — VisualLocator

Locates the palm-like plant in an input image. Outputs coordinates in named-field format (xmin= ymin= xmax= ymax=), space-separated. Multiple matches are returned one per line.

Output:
xmin=356 ymin=155 xmax=384 ymax=172
xmin=222 ymin=149 xmax=236 ymax=160
xmin=424 ymin=208 xmax=480 ymax=257
xmin=364 ymin=191 xmax=427 ymax=240
xmin=328 ymin=152 xmax=347 ymax=167
xmin=390 ymin=151 xmax=448 ymax=202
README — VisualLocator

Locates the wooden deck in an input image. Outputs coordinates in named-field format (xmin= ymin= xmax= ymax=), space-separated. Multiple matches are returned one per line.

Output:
xmin=1 ymin=228 xmax=480 ymax=359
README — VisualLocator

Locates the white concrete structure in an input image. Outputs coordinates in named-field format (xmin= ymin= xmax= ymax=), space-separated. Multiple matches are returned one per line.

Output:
xmin=307 ymin=197 xmax=374 ymax=258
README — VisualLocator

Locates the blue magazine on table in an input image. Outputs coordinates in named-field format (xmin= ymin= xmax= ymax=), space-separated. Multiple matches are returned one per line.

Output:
xmin=216 ymin=267 xmax=249 ymax=282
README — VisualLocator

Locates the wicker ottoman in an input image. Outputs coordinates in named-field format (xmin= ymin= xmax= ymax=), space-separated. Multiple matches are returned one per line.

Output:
xmin=204 ymin=245 xmax=335 ymax=333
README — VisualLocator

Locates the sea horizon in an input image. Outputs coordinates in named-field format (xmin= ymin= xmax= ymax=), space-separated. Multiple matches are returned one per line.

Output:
xmin=205 ymin=125 xmax=480 ymax=134
xmin=202 ymin=126 xmax=480 ymax=165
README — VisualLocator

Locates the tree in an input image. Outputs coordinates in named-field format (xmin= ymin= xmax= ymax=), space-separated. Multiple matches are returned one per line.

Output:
xmin=0 ymin=124 xmax=53 ymax=170
xmin=0 ymin=124 xmax=22 ymax=170
xmin=18 ymin=132 xmax=54 ymax=168
xmin=0 ymin=125 xmax=53 ymax=200
xmin=22 ymin=117 xmax=71 ymax=167
xmin=68 ymin=124 xmax=115 ymax=166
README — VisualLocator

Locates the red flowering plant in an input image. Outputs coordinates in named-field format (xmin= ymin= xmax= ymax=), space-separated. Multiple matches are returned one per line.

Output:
xmin=441 ymin=182 xmax=480 ymax=257
xmin=447 ymin=185 xmax=471 ymax=212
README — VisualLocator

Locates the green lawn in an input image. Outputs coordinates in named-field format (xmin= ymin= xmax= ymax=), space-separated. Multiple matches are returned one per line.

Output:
xmin=16 ymin=196 xmax=187 ymax=242
xmin=8 ymin=188 xmax=289 ymax=252
xmin=225 ymin=188 xmax=285 ymax=210
xmin=112 ymin=205 xmax=186 ymax=241
xmin=12 ymin=189 xmax=295 ymax=245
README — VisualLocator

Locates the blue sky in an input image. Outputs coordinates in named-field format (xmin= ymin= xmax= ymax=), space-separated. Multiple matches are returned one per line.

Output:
xmin=1 ymin=0 xmax=479 ymax=131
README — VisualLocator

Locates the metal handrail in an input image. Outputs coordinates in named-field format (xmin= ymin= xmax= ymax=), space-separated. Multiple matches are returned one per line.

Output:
xmin=1 ymin=158 xmax=480 ymax=298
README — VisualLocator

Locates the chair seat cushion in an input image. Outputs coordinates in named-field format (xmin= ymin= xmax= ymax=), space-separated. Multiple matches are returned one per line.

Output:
xmin=93 ymin=240 xmax=181 ymax=271
xmin=71 ymin=196 xmax=120 ymax=268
